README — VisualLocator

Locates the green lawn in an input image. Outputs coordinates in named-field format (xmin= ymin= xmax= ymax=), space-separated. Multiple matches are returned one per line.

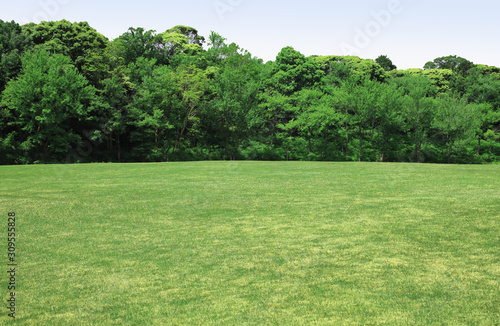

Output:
xmin=0 ymin=162 xmax=499 ymax=325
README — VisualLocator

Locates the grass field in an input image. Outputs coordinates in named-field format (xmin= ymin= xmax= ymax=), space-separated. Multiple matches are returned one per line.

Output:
xmin=0 ymin=162 xmax=499 ymax=325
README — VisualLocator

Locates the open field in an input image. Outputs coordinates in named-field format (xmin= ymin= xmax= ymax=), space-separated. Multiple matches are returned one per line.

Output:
xmin=0 ymin=162 xmax=499 ymax=325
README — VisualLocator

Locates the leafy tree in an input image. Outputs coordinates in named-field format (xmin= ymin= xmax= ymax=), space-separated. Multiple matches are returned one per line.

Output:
xmin=1 ymin=48 xmax=97 ymax=163
xmin=374 ymin=81 xmax=407 ymax=161
xmin=271 ymin=47 xmax=324 ymax=96
xmin=0 ymin=20 xmax=33 ymax=93
xmin=286 ymin=88 xmax=343 ymax=160
xmin=173 ymin=64 xmax=208 ymax=151
xmin=207 ymin=47 xmax=261 ymax=160
xmin=113 ymin=27 xmax=167 ymax=66
xmin=206 ymin=31 xmax=227 ymax=64
xmin=484 ymin=129 xmax=500 ymax=162
xmin=23 ymin=20 xmax=109 ymax=71
xmin=161 ymin=25 xmax=205 ymax=58
xmin=394 ymin=75 xmax=437 ymax=162
xmin=432 ymin=95 xmax=481 ymax=163
xmin=91 ymin=71 xmax=133 ymax=162
xmin=375 ymin=55 xmax=397 ymax=71
xmin=391 ymin=68 xmax=454 ymax=93
xmin=127 ymin=65 xmax=181 ymax=161
xmin=165 ymin=25 xmax=205 ymax=46
xmin=334 ymin=77 xmax=381 ymax=161
xmin=313 ymin=55 xmax=387 ymax=82
xmin=423 ymin=55 xmax=474 ymax=75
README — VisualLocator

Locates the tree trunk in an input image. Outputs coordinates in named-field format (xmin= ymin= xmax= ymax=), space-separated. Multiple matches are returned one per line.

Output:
xmin=447 ymin=135 xmax=452 ymax=164
xmin=345 ymin=133 xmax=349 ymax=160
xmin=414 ymin=140 xmax=421 ymax=163
xmin=286 ymin=138 xmax=290 ymax=161
xmin=488 ymin=140 xmax=492 ymax=162
xmin=358 ymin=127 xmax=363 ymax=162
xmin=117 ymin=135 xmax=121 ymax=163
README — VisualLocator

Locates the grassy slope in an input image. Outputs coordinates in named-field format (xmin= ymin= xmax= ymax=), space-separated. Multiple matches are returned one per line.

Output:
xmin=0 ymin=162 xmax=498 ymax=325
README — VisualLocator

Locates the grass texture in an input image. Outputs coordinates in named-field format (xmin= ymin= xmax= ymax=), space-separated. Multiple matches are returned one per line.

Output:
xmin=0 ymin=162 xmax=498 ymax=325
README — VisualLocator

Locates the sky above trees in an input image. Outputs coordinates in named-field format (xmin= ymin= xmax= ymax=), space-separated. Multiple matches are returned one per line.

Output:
xmin=2 ymin=0 xmax=499 ymax=69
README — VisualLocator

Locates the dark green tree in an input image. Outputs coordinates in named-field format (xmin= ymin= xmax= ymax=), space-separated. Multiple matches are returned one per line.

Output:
xmin=127 ymin=65 xmax=181 ymax=161
xmin=375 ymin=55 xmax=397 ymax=71
xmin=0 ymin=20 xmax=33 ymax=93
xmin=113 ymin=27 xmax=168 ymax=66
xmin=423 ymin=55 xmax=474 ymax=75
xmin=1 ymin=48 xmax=97 ymax=163
xmin=206 ymin=46 xmax=261 ymax=160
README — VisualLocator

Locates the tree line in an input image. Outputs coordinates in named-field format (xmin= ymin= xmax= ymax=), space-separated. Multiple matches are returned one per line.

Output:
xmin=1 ymin=19 xmax=499 ymax=164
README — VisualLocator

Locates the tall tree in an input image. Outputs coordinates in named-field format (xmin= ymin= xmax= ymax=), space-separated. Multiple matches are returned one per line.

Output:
xmin=394 ymin=75 xmax=437 ymax=162
xmin=432 ymin=95 xmax=481 ymax=163
xmin=23 ymin=20 xmax=109 ymax=71
xmin=113 ymin=27 xmax=167 ymax=66
xmin=0 ymin=20 xmax=33 ymax=93
xmin=1 ymin=48 xmax=97 ymax=163
xmin=271 ymin=47 xmax=324 ymax=96
xmin=335 ymin=77 xmax=381 ymax=161
xmin=161 ymin=25 xmax=205 ymax=59
xmin=127 ymin=64 xmax=181 ymax=161
xmin=173 ymin=64 xmax=208 ymax=152
xmin=207 ymin=46 xmax=261 ymax=160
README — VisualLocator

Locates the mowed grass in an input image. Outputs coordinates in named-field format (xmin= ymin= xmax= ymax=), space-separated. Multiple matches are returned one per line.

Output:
xmin=0 ymin=162 xmax=499 ymax=325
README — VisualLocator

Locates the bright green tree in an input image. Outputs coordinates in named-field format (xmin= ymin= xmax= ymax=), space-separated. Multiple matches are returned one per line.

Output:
xmin=23 ymin=20 xmax=109 ymax=71
xmin=161 ymin=25 xmax=205 ymax=59
xmin=313 ymin=55 xmax=387 ymax=82
xmin=173 ymin=64 xmax=208 ymax=151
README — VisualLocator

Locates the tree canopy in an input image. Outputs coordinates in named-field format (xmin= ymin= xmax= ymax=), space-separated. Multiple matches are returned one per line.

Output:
xmin=0 ymin=20 xmax=499 ymax=164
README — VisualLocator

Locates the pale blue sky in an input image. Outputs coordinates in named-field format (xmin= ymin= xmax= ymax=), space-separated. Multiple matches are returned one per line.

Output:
xmin=2 ymin=0 xmax=499 ymax=69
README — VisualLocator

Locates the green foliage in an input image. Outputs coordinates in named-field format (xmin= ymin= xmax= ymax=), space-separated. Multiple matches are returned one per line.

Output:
xmin=313 ymin=55 xmax=387 ymax=82
xmin=206 ymin=48 xmax=262 ymax=160
xmin=113 ymin=27 xmax=168 ymax=66
xmin=1 ymin=20 xmax=499 ymax=164
xmin=23 ymin=20 xmax=109 ymax=71
xmin=432 ymin=95 xmax=482 ymax=163
xmin=424 ymin=55 xmax=474 ymax=75
xmin=270 ymin=47 xmax=324 ymax=95
xmin=0 ymin=20 xmax=33 ymax=93
xmin=127 ymin=65 xmax=180 ymax=161
xmin=1 ymin=48 xmax=96 ymax=163
xmin=391 ymin=68 xmax=453 ymax=93
xmin=165 ymin=25 xmax=205 ymax=46
xmin=161 ymin=25 xmax=205 ymax=58
xmin=375 ymin=55 xmax=397 ymax=71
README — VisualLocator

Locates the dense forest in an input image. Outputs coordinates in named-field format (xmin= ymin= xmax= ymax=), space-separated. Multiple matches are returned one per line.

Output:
xmin=1 ymin=19 xmax=499 ymax=165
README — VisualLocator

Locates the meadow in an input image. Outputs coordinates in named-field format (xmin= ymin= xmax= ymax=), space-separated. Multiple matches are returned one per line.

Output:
xmin=0 ymin=162 xmax=498 ymax=325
